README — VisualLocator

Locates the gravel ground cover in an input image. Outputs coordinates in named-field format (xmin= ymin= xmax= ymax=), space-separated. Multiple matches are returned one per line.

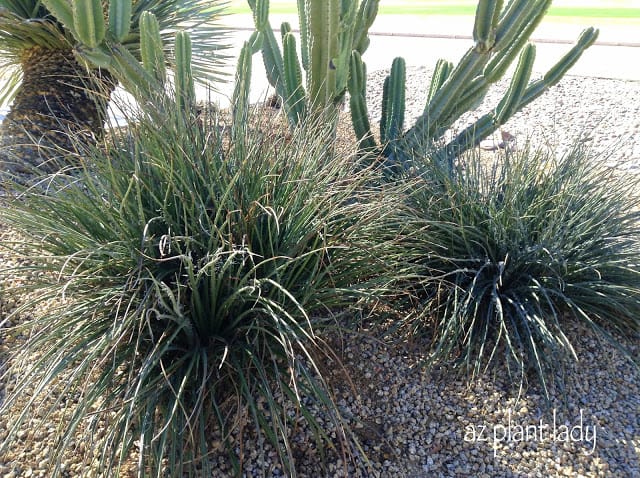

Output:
xmin=0 ymin=71 xmax=639 ymax=477
xmin=363 ymin=68 xmax=640 ymax=171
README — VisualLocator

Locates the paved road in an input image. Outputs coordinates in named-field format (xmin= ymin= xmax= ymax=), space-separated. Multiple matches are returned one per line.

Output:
xmin=210 ymin=13 xmax=639 ymax=107
xmin=1 ymin=13 xmax=637 ymax=119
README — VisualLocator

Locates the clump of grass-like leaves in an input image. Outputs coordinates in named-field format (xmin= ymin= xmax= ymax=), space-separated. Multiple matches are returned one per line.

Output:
xmin=0 ymin=102 xmax=393 ymax=476
xmin=404 ymin=145 xmax=640 ymax=395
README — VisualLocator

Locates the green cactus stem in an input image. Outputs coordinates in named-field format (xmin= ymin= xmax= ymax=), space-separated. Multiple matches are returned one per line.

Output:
xmin=380 ymin=57 xmax=406 ymax=146
xmin=232 ymin=39 xmax=253 ymax=143
xmin=437 ymin=27 xmax=598 ymax=165
xmin=495 ymin=43 xmax=535 ymax=122
xmin=297 ymin=0 xmax=310 ymax=71
xmin=348 ymin=51 xmax=376 ymax=153
xmin=400 ymin=0 xmax=597 ymax=166
xmin=426 ymin=59 xmax=454 ymax=107
xmin=247 ymin=0 xmax=380 ymax=123
xmin=473 ymin=0 xmax=501 ymax=52
xmin=108 ymin=0 xmax=132 ymax=42
xmin=307 ymin=0 xmax=338 ymax=108
xmin=139 ymin=11 xmax=166 ymax=84
xmin=345 ymin=0 xmax=599 ymax=177
xmin=72 ymin=0 xmax=106 ymax=49
xmin=175 ymin=31 xmax=195 ymax=116
xmin=282 ymin=32 xmax=306 ymax=125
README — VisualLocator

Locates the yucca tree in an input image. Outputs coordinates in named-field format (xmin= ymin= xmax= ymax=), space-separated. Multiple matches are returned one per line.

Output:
xmin=0 ymin=0 xmax=228 ymax=175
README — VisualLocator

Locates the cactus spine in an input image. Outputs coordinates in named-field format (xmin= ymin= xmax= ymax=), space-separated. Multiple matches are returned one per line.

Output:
xmin=347 ymin=0 xmax=599 ymax=172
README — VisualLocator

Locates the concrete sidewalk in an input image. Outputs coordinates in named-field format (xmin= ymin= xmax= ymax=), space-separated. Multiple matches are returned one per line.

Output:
xmin=211 ymin=13 xmax=639 ymax=107
xmin=229 ymin=12 xmax=639 ymax=72
xmin=365 ymin=14 xmax=640 ymax=78
xmin=2 ymin=13 xmax=637 ymax=119
xmin=226 ymin=12 xmax=640 ymax=46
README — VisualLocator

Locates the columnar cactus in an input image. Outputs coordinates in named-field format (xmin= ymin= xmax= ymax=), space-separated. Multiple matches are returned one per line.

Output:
xmin=280 ymin=23 xmax=307 ymax=123
xmin=139 ymin=11 xmax=166 ymax=85
xmin=247 ymin=0 xmax=379 ymax=125
xmin=347 ymin=0 xmax=599 ymax=172
xmin=175 ymin=31 xmax=195 ymax=113
xmin=232 ymin=32 xmax=262 ymax=142
xmin=109 ymin=0 xmax=133 ymax=42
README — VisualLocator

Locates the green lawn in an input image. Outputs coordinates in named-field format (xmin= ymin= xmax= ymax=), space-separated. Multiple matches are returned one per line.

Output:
xmin=227 ymin=1 xmax=640 ymax=19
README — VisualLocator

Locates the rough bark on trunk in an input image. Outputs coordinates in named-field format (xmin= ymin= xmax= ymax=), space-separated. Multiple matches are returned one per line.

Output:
xmin=0 ymin=46 xmax=116 ymax=176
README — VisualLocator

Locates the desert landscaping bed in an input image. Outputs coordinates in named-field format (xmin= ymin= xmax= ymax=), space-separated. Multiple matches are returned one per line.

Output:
xmin=0 ymin=70 xmax=639 ymax=477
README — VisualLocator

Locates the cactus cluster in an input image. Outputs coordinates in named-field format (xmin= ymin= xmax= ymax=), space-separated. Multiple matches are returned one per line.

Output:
xmin=41 ymin=0 xmax=153 ymax=97
xmin=38 ymin=0 xmax=198 ymax=105
xmin=348 ymin=0 xmax=599 ymax=172
xmin=243 ymin=0 xmax=597 ymax=172
xmin=247 ymin=0 xmax=379 ymax=125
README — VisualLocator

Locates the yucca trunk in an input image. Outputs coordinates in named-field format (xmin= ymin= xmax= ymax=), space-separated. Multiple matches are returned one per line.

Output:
xmin=0 ymin=46 xmax=115 ymax=175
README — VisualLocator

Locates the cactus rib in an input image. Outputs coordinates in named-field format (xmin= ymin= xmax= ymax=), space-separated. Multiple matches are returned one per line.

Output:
xmin=139 ymin=11 xmax=166 ymax=84
xmin=282 ymin=32 xmax=306 ymax=125
xmin=73 ymin=0 xmax=106 ymax=49
xmin=473 ymin=0 xmax=499 ymax=52
xmin=175 ymin=31 xmax=195 ymax=115
xmin=348 ymin=51 xmax=377 ymax=152
xmin=523 ymin=27 xmax=598 ymax=105
xmin=109 ymin=0 xmax=132 ymax=42
xmin=254 ymin=0 xmax=269 ymax=29
xmin=381 ymin=57 xmax=406 ymax=144
xmin=426 ymin=59 xmax=453 ymax=106
xmin=496 ymin=43 xmax=535 ymax=122
xmin=297 ymin=0 xmax=310 ymax=71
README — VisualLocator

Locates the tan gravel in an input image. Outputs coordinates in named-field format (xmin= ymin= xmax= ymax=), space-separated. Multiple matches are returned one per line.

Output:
xmin=1 ymin=216 xmax=638 ymax=477
xmin=1 ymin=90 xmax=639 ymax=476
